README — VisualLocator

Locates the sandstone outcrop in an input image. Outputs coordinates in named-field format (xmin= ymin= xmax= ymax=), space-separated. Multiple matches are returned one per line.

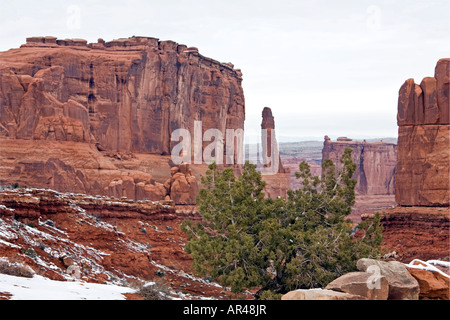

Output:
xmin=375 ymin=206 xmax=449 ymax=263
xmin=322 ymin=136 xmax=397 ymax=196
xmin=0 ymin=36 xmax=245 ymax=155
xmin=259 ymin=107 xmax=290 ymax=199
xmin=260 ymin=107 xmax=287 ymax=174
xmin=163 ymin=163 xmax=199 ymax=205
xmin=356 ymin=258 xmax=420 ymax=300
xmin=376 ymin=59 xmax=450 ymax=264
xmin=0 ymin=36 xmax=245 ymax=203
xmin=406 ymin=260 xmax=450 ymax=300
xmin=396 ymin=58 xmax=449 ymax=207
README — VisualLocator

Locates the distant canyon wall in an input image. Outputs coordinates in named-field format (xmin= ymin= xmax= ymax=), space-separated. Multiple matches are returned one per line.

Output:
xmin=322 ymin=136 xmax=397 ymax=196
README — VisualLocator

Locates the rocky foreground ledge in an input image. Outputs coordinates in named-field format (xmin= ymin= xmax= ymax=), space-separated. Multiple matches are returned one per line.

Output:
xmin=283 ymin=258 xmax=449 ymax=300
xmin=375 ymin=206 xmax=450 ymax=263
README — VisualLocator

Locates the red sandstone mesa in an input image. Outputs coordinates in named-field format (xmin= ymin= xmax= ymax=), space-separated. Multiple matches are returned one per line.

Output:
xmin=0 ymin=36 xmax=245 ymax=204
xmin=322 ymin=136 xmax=397 ymax=196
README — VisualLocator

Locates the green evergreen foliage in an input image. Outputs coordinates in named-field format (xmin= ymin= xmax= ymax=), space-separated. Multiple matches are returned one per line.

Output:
xmin=181 ymin=148 xmax=383 ymax=297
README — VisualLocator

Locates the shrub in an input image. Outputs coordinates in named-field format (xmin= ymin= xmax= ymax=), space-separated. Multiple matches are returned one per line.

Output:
xmin=138 ymin=279 xmax=171 ymax=300
xmin=182 ymin=150 xmax=383 ymax=297
xmin=0 ymin=259 xmax=34 ymax=278
xmin=23 ymin=248 xmax=37 ymax=259
xmin=154 ymin=269 xmax=165 ymax=277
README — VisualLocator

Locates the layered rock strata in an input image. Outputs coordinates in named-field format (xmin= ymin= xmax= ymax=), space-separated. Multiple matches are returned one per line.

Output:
xmin=0 ymin=36 xmax=245 ymax=155
xmin=0 ymin=36 xmax=244 ymax=204
xmin=396 ymin=59 xmax=450 ymax=207
xmin=322 ymin=136 xmax=397 ymax=195
xmin=0 ymin=188 xmax=252 ymax=300
xmin=377 ymin=58 xmax=450 ymax=262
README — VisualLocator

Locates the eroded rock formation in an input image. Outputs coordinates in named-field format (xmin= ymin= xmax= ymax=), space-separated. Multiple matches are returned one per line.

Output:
xmin=322 ymin=136 xmax=397 ymax=195
xmin=396 ymin=58 xmax=450 ymax=207
xmin=0 ymin=36 xmax=244 ymax=204
xmin=376 ymin=206 xmax=449 ymax=263
xmin=260 ymin=107 xmax=290 ymax=198
xmin=376 ymin=58 xmax=450 ymax=263
xmin=0 ymin=36 xmax=245 ymax=154
xmin=163 ymin=163 xmax=199 ymax=205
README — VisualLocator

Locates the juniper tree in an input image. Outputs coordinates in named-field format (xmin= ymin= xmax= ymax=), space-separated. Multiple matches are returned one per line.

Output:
xmin=181 ymin=148 xmax=383 ymax=298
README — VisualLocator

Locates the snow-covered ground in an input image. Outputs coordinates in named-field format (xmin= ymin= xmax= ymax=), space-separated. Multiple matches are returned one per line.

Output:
xmin=0 ymin=273 xmax=135 ymax=300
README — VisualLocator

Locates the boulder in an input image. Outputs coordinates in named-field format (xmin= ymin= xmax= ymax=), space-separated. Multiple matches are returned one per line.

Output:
xmin=170 ymin=167 xmax=179 ymax=176
xmin=170 ymin=174 xmax=198 ymax=205
xmin=281 ymin=289 xmax=367 ymax=300
xmin=178 ymin=163 xmax=188 ymax=174
xmin=325 ymin=271 xmax=389 ymax=300
xmin=406 ymin=260 xmax=450 ymax=300
xmin=62 ymin=256 xmax=74 ymax=268
xmin=357 ymin=259 xmax=419 ymax=300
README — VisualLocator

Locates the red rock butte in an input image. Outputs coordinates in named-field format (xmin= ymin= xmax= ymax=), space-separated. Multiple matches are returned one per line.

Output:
xmin=377 ymin=58 xmax=450 ymax=263
xmin=322 ymin=136 xmax=397 ymax=196
xmin=0 ymin=36 xmax=246 ymax=204
xmin=396 ymin=58 xmax=450 ymax=207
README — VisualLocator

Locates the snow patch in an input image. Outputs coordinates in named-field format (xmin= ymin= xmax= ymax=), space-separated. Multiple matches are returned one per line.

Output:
xmin=407 ymin=259 xmax=450 ymax=279
xmin=0 ymin=273 xmax=135 ymax=300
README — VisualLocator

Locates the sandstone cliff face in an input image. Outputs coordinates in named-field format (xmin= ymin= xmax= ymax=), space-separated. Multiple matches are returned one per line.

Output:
xmin=322 ymin=136 xmax=397 ymax=196
xmin=0 ymin=36 xmax=245 ymax=155
xmin=0 ymin=36 xmax=244 ymax=204
xmin=377 ymin=58 xmax=450 ymax=263
xmin=396 ymin=58 xmax=450 ymax=207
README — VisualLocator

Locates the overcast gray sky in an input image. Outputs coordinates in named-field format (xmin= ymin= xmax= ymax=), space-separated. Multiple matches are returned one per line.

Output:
xmin=1 ymin=0 xmax=449 ymax=142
